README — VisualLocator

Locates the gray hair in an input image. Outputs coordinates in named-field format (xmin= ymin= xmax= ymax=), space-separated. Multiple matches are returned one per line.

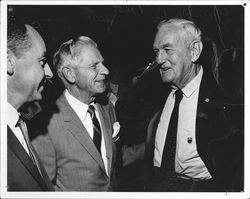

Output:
xmin=158 ymin=18 xmax=202 ymax=43
xmin=53 ymin=36 xmax=97 ymax=79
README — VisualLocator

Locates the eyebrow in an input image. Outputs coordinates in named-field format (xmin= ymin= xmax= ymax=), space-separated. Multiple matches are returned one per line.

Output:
xmin=153 ymin=43 xmax=174 ymax=50
xmin=39 ymin=52 xmax=47 ymax=60
xmin=39 ymin=56 xmax=47 ymax=61
xmin=160 ymin=43 xmax=174 ymax=49
xmin=89 ymin=61 xmax=100 ymax=67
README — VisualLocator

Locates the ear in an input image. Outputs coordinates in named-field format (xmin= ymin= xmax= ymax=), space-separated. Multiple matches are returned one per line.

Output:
xmin=7 ymin=49 xmax=16 ymax=75
xmin=190 ymin=40 xmax=203 ymax=62
xmin=62 ymin=67 xmax=76 ymax=84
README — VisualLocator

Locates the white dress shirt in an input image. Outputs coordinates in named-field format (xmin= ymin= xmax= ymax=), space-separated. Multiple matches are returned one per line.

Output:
xmin=64 ymin=90 xmax=109 ymax=175
xmin=7 ymin=102 xmax=31 ymax=156
xmin=154 ymin=67 xmax=212 ymax=179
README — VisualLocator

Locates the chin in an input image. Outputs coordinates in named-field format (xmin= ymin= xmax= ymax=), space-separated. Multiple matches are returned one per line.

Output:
xmin=97 ymin=85 xmax=106 ymax=92
xmin=161 ymin=78 xmax=172 ymax=83
xmin=161 ymin=74 xmax=174 ymax=83
xmin=97 ymin=89 xmax=106 ymax=94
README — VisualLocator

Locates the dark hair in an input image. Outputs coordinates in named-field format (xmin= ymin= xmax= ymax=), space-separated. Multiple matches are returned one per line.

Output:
xmin=7 ymin=17 xmax=32 ymax=58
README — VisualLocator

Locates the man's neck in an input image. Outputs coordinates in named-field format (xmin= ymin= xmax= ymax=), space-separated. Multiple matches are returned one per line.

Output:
xmin=7 ymin=92 xmax=24 ymax=111
xmin=66 ymin=87 xmax=95 ymax=105
xmin=176 ymin=64 xmax=201 ymax=89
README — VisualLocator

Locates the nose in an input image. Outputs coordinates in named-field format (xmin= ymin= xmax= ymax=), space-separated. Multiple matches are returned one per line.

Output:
xmin=156 ymin=50 xmax=166 ymax=65
xmin=100 ymin=64 xmax=109 ymax=75
xmin=44 ymin=63 xmax=53 ymax=79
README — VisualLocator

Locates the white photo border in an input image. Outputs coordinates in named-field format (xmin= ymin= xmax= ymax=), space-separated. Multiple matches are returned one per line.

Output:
xmin=1 ymin=1 xmax=249 ymax=199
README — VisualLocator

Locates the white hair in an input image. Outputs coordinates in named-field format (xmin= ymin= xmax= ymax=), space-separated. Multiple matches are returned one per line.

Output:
xmin=158 ymin=18 xmax=202 ymax=43
xmin=53 ymin=36 xmax=97 ymax=80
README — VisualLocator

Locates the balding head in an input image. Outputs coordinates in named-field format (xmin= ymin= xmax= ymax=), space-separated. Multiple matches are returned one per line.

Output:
xmin=7 ymin=21 xmax=32 ymax=58
xmin=25 ymin=24 xmax=46 ymax=51
xmin=7 ymin=20 xmax=53 ymax=109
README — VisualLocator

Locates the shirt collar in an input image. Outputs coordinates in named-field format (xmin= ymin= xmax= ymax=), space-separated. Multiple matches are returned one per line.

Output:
xmin=64 ymin=89 xmax=94 ymax=121
xmin=7 ymin=102 xmax=20 ymax=129
xmin=181 ymin=66 xmax=203 ymax=98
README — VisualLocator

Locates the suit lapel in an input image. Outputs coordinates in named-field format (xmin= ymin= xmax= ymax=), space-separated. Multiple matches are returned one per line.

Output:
xmin=57 ymin=95 xmax=106 ymax=173
xmin=195 ymin=71 xmax=224 ymax=175
xmin=96 ymin=103 xmax=112 ymax=176
xmin=30 ymin=144 xmax=54 ymax=190
xmin=7 ymin=126 xmax=48 ymax=190
xmin=196 ymin=71 xmax=221 ymax=141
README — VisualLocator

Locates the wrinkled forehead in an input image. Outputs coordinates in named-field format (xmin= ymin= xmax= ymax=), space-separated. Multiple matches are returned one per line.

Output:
xmin=153 ymin=24 xmax=186 ymax=48
xmin=77 ymin=44 xmax=103 ymax=62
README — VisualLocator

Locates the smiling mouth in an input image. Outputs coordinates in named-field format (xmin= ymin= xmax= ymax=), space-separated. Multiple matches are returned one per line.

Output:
xmin=161 ymin=67 xmax=171 ymax=72
xmin=96 ymin=77 xmax=106 ymax=82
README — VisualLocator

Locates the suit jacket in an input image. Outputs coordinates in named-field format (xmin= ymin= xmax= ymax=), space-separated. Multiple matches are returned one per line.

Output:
xmin=7 ymin=126 xmax=54 ymax=191
xmin=144 ymin=70 xmax=243 ymax=191
xmin=31 ymin=93 xmax=118 ymax=191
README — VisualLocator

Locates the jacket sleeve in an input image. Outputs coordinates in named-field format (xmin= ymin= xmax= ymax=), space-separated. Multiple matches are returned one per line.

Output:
xmin=142 ymin=110 xmax=162 ymax=189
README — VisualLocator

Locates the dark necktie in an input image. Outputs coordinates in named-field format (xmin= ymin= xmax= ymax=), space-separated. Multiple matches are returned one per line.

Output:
xmin=16 ymin=116 xmax=42 ymax=175
xmin=87 ymin=105 xmax=102 ymax=154
xmin=160 ymin=89 xmax=183 ymax=174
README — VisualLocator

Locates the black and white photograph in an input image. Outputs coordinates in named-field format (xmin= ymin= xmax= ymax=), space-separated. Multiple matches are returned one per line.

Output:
xmin=0 ymin=1 xmax=249 ymax=198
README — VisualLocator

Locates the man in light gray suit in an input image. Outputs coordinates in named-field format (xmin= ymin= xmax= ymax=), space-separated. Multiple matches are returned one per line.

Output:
xmin=31 ymin=36 xmax=118 ymax=191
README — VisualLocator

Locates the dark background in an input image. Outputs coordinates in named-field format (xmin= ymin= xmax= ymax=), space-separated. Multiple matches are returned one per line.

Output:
xmin=9 ymin=4 xmax=245 ymax=112
xmin=8 ymin=4 xmax=245 ymax=191
xmin=8 ymin=4 xmax=244 ymax=74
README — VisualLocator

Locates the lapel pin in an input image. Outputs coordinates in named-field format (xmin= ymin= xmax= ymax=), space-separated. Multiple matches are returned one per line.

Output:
xmin=205 ymin=98 xmax=210 ymax=103
xmin=187 ymin=137 xmax=192 ymax=144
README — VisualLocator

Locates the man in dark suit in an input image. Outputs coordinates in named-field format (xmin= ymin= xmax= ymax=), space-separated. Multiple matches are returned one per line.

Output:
xmin=144 ymin=18 xmax=239 ymax=191
xmin=7 ymin=19 xmax=54 ymax=191
xmin=31 ymin=36 xmax=119 ymax=191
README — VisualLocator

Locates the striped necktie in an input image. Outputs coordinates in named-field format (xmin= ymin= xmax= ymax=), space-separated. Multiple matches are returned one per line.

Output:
xmin=87 ymin=105 xmax=102 ymax=154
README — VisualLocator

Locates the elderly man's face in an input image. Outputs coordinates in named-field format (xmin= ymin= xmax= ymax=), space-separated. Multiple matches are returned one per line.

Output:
xmin=12 ymin=25 xmax=53 ymax=102
xmin=73 ymin=45 xmax=109 ymax=97
xmin=153 ymin=24 xmax=193 ymax=88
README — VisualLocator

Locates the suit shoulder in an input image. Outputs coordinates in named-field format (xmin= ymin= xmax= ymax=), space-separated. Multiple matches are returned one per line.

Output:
xmin=28 ymin=101 xmax=67 ymax=141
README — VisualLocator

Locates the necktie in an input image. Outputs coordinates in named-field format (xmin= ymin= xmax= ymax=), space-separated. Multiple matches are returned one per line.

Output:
xmin=16 ymin=116 xmax=42 ymax=175
xmin=160 ymin=89 xmax=183 ymax=174
xmin=87 ymin=105 xmax=102 ymax=154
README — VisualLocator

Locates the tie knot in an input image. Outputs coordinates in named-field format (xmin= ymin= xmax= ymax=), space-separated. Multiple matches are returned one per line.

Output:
xmin=87 ymin=105 xmax=95 ymax=119
xmin=175 ymin=89 xmax=183 ymax=104
xmin=15 ymin=115 xmax=24 ymax=127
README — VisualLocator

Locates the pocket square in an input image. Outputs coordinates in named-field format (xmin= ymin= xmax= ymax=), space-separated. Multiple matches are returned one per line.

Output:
xmin=112 ymin=121 xmax=120 ymax=142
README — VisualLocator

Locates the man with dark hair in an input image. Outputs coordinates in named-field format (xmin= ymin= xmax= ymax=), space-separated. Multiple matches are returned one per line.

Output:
xmin=7 ymin=19 xmax=54 ymax=191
